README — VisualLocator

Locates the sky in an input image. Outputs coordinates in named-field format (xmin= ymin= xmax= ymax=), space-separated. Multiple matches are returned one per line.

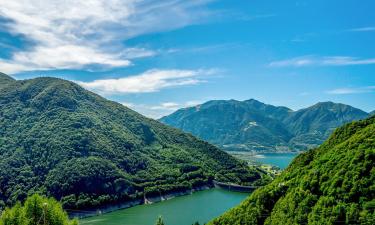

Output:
xmin=0 ymin=0 xmax=374 ymax=118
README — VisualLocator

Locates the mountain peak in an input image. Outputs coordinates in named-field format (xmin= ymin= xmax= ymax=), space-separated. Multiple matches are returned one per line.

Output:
xmin=313 ymin=101 xmax=337 ymax=107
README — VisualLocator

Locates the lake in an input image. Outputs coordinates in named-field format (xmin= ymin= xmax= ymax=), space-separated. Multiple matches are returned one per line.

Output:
xmin=81 ymin=188 xmax=249 ymax=225
xmin=251 ymin=152 xmax=299 ymax=169
xmin=229 ymin=152 xmax=300 ymax=169
xmin=80 ymin=153 xmax=297 ymax=225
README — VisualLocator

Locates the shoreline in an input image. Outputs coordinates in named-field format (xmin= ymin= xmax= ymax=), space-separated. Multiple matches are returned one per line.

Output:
xmin=227 ymin=150 xmax=304 ymax=154
xmin=68 ymin=185 xmax=212 ymax=219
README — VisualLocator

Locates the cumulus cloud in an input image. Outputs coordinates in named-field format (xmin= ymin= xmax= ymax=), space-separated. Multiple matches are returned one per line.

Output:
xmin=0 ymin=0 xmax=215 ymax=73
xmin=326 ymin=86 xmax=375 ymax=95
xmin=77 ymin=69 xmax=216 ymax=94
xmin=269 ymin=55 xmax=375 ymax=67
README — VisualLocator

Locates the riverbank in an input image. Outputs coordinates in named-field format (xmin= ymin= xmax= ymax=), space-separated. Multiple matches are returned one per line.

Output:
xmin=68 ymin=185 xmax=212 ymax=219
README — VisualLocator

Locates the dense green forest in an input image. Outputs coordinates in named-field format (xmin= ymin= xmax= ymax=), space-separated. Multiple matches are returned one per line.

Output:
xmin=0 ymin=73 xmax=266 ymax=211
xmin=0 ymin=194 xmax=78 ymax=225
xmin=209 ymin=116 xmax=375 ymax=224
xmin=160 ymin=99 xmax=369 ymax=151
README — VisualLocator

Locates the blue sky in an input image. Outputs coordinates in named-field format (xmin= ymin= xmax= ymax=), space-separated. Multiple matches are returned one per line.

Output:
xmin=0 ymin=0 xmax=374 ymax=118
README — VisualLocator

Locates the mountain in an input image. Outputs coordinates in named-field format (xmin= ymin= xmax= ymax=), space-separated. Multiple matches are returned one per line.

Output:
xmin=160 ymin=100 xmax=368 ymax=151
xmin=160 ymin=99 xmax=294 ymax=151
xmin=370 ymin=110 xmax=375 ymax=116
xmin=0 ymin=72 xmax=15 ymax=87
xmin=0 ymin=73 xmax=265 ymax=210
xmin=210 ymin=116 xmax=375 ymax=225
xmin=285 ymin=102 xmax=369 ymax=150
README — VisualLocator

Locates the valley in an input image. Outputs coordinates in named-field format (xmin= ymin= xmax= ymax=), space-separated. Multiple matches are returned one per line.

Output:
xmin=0 ymin=1 xmax=374 ymax=224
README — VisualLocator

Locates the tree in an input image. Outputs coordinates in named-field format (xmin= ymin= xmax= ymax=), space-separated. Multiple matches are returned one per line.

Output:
xmin=155 ymin=216 xmax=165 ymax=225
xmin=0 ymin=194 xmax=78 ymax=225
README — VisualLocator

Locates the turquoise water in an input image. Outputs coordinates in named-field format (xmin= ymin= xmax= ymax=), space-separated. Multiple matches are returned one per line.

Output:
xmin=81 ymin=188 xmax=249 ymax=225
xmin=80 ymin=153 xmax=297 ymax=225
xmin=252 ymin=152 xmax=299 ymax=169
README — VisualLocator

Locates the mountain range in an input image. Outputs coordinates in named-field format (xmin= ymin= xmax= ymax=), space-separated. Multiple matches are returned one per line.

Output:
xmin=0 ymin=73 xmax=265 ymax=210
xmin=210 ymin=115 xmax=375 ymax=224
xmin=160 ymin=99 xmax=369 ymax=152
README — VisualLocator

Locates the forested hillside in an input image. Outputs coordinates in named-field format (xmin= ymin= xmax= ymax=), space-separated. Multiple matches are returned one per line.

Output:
xmin=210 ymin=116 xmax=375 ymax=224
xmin=160 ymin=99 xmax=368 ymax=151
xmin=0 ymin=73 xmax=265 ymax=210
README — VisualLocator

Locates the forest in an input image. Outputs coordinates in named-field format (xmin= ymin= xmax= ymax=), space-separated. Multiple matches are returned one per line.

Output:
xmin=209 ymin=116 xmax=375 ymax=224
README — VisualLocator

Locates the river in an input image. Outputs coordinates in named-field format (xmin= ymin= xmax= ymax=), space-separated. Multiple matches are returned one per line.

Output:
xmin=81 ymin=188 xmax=249 ymax=225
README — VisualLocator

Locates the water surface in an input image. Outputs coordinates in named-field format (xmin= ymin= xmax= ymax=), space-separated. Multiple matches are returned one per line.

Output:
xmin=81 ymin=188 xmax=249 ymax=225
xmin=229 ymin=152 xmax=299 ymax=169
xmin=252 ymin=152 xmax=299 ymax=169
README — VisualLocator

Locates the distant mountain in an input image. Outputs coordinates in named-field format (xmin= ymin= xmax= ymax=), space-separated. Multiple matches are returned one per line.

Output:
xmin=210 ymin=115 xmax=375 ymax=225
xmin=160 ymin=100 xmax=368 ymax=151
xmin=0 ymin=72 xmax=15 ymax=87
xmin=161 ymin=99 xmax=294 ymax=151
xmin=284 ymin=102 xmax=369 ymax=150
xmin=0 ymin=73 xmax=264 ymax=210
xmin=370 ymin=110 xmax=375 ymax=116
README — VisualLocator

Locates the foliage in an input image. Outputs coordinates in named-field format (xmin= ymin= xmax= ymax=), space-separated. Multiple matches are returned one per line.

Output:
xmin=209 ymin=116 xmax=375 ymax=225
xmin=160 ymin=99 xmax=368 ymax=151
xmin=0 ymin=74 xmax=263 ymax=210
xmin=155 ymin=216 xmax=165 ymax=225
xmin=0 ymin=194 xmax=78 ymax=225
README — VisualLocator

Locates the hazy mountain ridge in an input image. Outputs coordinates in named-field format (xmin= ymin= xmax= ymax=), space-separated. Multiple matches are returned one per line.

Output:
xmin=0 ymin=72 xmax=15 ymax=87
xmin=0 ymin=73 xmax=264 ymax=210
xmin=160 ymin=100 xmax=369 ymax=151
xmin=210 ymin=115 xmax=375 ymax=224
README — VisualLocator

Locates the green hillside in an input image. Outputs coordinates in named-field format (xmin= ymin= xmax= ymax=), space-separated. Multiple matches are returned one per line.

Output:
xmin=210 ymin=116 xmax=375 ymax=225
xmin=0 ymin=73 xmax=265 ymax=210
xmin=160 ymin=100 xmax=368 ymax=151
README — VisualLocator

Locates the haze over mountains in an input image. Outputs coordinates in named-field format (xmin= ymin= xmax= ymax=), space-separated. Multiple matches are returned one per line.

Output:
xmin=0 ymin=73 xmax=264 ymax=210
xmin=160 ymin=99 xmax=369 ymax=152
xmin=210 ymin=115 xmax=375 ymax=224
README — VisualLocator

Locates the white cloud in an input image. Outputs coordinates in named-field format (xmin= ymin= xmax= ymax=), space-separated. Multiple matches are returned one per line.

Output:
xmin=327 ymin=86 xmax=375 ymax=95
xmin=0 ymin=0 xmax=215 ymax=73
xmin=347 ymin=26 xmax=375 ymax=32
xmin=150 ymin=102 xmax=181 ymax=110
xmin=269 ymin=55 xmax=375 ymax=67
xmin=77 ymin=69 xmax=215 ymax=94
xmin=121 ymin=100 xmax=204 ymax=119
